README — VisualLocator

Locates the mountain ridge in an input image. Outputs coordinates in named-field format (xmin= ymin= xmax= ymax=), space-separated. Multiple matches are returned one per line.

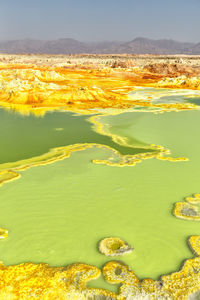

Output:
xmin=0 ymin=37 xmax=199 ymax=54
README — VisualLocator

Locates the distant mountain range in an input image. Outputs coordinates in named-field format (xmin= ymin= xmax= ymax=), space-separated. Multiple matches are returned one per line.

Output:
xmin=0 ymin=37 xmax=200 ymax=54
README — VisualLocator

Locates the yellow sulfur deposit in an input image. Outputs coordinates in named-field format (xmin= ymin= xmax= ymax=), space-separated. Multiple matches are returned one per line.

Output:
xmin=161 ymin=236 xmax=200 ymax=299
xmin=0 ymin=262 xmax=109 ymax=300
xmin=174 ymin=193 xmax=200 ymax=221
xmin=0 ymin=64 xmax=200 ymax=116
xmin=101 ymin=236 xmax=200 ymax=299
xmin=0 ymin=66 xmax=137 ymax=114
xmin=0 ymin=235 xmax=199 ymax=299
xmin=157 ymin=75 xmax=200 ymax=90
xmin=98 ymin=237 xmax=133 ymax=256
xmin=0 ymin=170 xmax=20 ymax=186
xmin=0 ymin=228 xmax=8 ymax=239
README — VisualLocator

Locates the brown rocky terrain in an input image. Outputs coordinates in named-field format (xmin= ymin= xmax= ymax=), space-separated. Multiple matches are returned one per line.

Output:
xmin=1 ymin=53 xmax=200 ymax=78
xmin=0 ymin=37 xmax=200 ymax=54
xmin=1 ymin=53 xmax=200 ymax=70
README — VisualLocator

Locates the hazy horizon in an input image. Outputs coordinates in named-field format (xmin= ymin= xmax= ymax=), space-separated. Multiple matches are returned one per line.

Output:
xmin=0 ymin=36 xmax=199 ymax=44
xmin=0 ymin=0 xmax=200 ymax=43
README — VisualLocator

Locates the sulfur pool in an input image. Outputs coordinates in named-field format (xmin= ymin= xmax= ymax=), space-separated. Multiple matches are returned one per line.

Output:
xmin=0 ymin=103 xmax=200 ymax=292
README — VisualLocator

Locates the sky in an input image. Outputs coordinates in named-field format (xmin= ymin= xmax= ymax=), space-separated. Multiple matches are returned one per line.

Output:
xmin=0 ymin=0 xmax=200 ymax=42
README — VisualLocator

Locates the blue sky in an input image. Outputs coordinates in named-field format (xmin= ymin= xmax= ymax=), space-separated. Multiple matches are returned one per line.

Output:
xmin=0 ymin=0 xmax=200 ymax=42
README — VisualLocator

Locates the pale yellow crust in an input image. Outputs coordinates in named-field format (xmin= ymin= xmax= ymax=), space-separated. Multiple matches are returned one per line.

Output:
xmin=174 ymin=193 xmax=200 ymax=221
xmin=98 ymin=237 xmax=133 ymax=256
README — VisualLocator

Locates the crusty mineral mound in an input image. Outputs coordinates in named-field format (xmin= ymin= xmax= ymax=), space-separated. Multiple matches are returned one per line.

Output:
xmin=144 ymin=63 xmax=200 ymax=77
xmin=98 ymin=237 xmax=133 ymax=256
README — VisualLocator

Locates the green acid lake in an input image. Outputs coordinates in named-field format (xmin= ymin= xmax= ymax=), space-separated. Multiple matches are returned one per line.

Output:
xmin=0 ymin=106 xmax=200 ymax=292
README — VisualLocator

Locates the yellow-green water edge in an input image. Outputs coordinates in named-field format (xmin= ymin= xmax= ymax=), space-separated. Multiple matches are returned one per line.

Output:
xmin=0 ymin=108 xmax=152 ymax=165
xmin=0 ymin=107 xmax=200 ymax=292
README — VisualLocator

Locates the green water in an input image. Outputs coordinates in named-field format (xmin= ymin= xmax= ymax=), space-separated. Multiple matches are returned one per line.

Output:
xmin=0 ymin=106 xmax=200 ymax=292
xmin=0 ymin=108 xmax=153 ymax=164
